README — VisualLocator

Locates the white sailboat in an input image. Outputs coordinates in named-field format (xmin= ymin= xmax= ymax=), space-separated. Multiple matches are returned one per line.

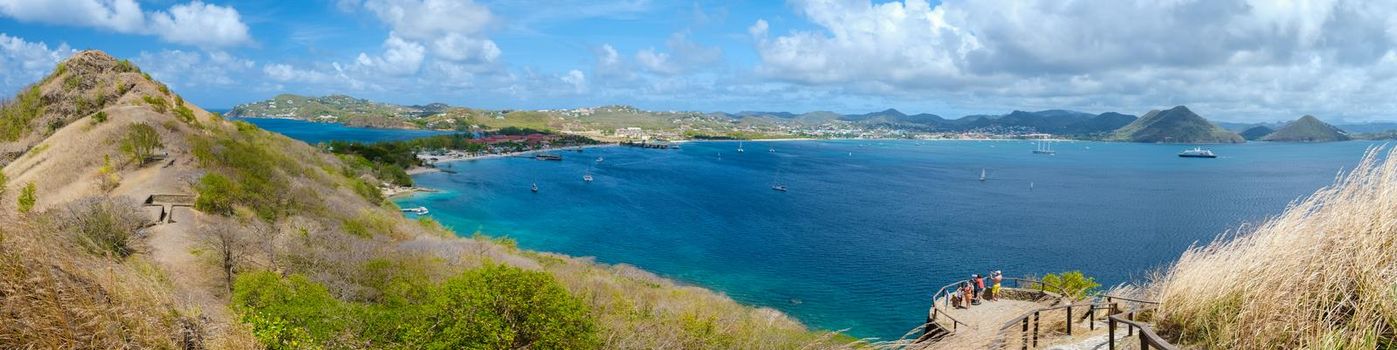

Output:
xmin=1033 ymin=141 xmax=1056 ymax=155
xmin=737 ymin=141 xmax=745 ymax=153
xmin=979 ymin=168 xmax=987 ymax=182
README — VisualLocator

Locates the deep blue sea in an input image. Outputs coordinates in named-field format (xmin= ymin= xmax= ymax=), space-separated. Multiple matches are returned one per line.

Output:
xmin=244 ymin=120 xmax=1384 ymax=340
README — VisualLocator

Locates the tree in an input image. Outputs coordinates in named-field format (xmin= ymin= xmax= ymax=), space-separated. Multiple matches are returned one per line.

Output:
xmin=1041 ymin=271 xmax=1101 ymax=299
xmin=17 ymin=182 xmax=35 ymax=213
xmin=201 ymin=224 xmax=249 ymax=294
xmin=120 ymin=123 xmax=162 ymax=166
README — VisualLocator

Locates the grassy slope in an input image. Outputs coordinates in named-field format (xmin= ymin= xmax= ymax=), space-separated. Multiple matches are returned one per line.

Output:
xmin=1151 ymin=148 xmax=1397 ymax=348
xmin=0 ymin=51 xmax=854 ymax=349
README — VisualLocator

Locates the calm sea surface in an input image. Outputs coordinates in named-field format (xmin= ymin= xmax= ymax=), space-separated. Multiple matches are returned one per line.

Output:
xmin=246 ymin=120 xmax=1383 ymax=340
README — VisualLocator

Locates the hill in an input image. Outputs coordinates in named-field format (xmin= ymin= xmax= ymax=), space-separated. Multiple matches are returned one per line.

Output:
xmin=226 ymin=94 xmax=431 ymax=129
xmin=1107 ymin=106 xmax=1244 ymax=143
xmin=0 ymin=51 xmax=854 ymax=348
xmin=1239 ymin=125 xmax=1275 ymax=140
xmin=1261 ymin=115 xmax=1351 ymax=142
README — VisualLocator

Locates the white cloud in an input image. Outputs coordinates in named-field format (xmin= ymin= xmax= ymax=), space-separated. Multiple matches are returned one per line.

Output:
xmin=0 ymin=33 xmax=74 ymax=92
xmin=751 ymin=0 xmax=1397 ymax=120
xmin=146 ymin=1 xmax=252 ymax=48
xmin=633 ymin=32 xmax=722 ymax=76
xmin=0 ymin=0 xmax=251 ymax=48
xmin=135 ymin=49 xmax=255 ymax=88
xmin=561 ymin=69 xmax=587 ymax=93
xmin=432 ymin=33 xmax=500 ymax=63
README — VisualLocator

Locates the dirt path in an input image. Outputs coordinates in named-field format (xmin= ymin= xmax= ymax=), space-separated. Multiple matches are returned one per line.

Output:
xmin=145 ymin=210 xmax=229 ymax=323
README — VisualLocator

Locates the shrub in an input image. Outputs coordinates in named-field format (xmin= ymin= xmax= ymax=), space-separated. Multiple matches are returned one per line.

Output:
xmin=114 ymin=59 xmax=139 ymax=73
xmin=232 ymin=272 xmax=345 ymax=349
xmin=142 ymin=95 xmax=167 ymax=114
xmin=157 ymin=84 xmax=170 ymax=96
xmin=17 ymin=182 xmax=35 ymax=213
xmin=409 ymin=264 xmax=599 ymax=349
xmin=174 ymin=105 xmax=197 ymax=124
xmin=52 ymin=196 xmax=147 ymax=257
xmin=119 ymin=123 xmax=162 ymax=166
xmin=1041 ymin=271 xmax=1100 ymax=299
xmin=350 ymin=178 xmax=383 ymax=204
xmin=0 ymin=170 xmax=7 ymax=198
xmin=97 ymin=155 xmax=119 ymax=191
xmin=194 ymin=173 xmax=238 ymax=216
xmin=91 ymin=111 xmax=108 ymax=124
xmin=0 ymin=86 xmax=44 ymax=141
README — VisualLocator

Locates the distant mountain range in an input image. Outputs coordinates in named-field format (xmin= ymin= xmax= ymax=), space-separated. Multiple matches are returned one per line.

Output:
xmin=227 ymin=94 xmax=1393 ymax=143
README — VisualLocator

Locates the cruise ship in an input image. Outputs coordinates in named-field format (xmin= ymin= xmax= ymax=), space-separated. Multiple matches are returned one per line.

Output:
xmin=1178 ymin=147 xmax=1217 ymax=158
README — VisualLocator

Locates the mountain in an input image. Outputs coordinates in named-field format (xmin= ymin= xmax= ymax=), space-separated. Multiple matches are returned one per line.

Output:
xmin=227 ymin=94 xmax=431 ymax=128
xmin=1240 ymin=125 xmax=1275 ymax=140
xmin=1262 ymin=115 xmax=1351 ymax=142
xmin=1064 ymin=112 xmax=1138 ymax=134
xmin=0 ymin=51 xmax=848 ymax=348
xmin=1108 ymin=106 xmax=1245 ymax=143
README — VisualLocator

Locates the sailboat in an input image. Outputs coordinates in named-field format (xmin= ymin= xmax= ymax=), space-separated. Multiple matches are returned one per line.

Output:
xmin=768 ymin=145 xmax=775 ymax=152
xmin=1033 ymin=141 xmax=1056 ymax=155
xmin=979 ymin=168 xmax=987 ymax=182
xmin=596 ymin=156 xmax=604 ymax=163
xmin=771 ymin=167 xmax=787 ymax=192
xmin=737 ymin=141 xmax=745 ymax=153
xmin=530 ymin=182 xmax=539 ymax=192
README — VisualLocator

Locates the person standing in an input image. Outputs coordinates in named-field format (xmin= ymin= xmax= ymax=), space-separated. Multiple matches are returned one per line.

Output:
xmin=990 ymin=270 xmax=1003 ymax=301
xmin=972 ymin=274 xmax=986 ymax=304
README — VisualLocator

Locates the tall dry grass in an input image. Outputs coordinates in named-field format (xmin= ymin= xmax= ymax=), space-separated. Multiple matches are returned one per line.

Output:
xmin=1153 ymin=147 xmax=1397 ymax=349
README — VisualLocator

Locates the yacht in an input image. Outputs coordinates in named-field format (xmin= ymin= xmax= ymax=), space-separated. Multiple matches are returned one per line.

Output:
xmin=400 ymin=206 xmax=429 ymax=215
xmin=596 ymin=156 xmax=604 ymax=163
xmin=583 ymin=173 xmax=593 ymax=182
xmin=1033 ymin=141 xmax=1056 ymax=155
xmin=1178 ymin=147 xmax=1217 ymax=158
xmin=530 ymin=183 xmax=539 ymax=192
xmin=771 ymin=184 xmax=787 ymax=192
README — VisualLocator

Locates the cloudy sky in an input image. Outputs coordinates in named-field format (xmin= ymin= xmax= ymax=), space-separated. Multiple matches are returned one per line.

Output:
xmin=2 ymin=0 xmax=1397 ymax=122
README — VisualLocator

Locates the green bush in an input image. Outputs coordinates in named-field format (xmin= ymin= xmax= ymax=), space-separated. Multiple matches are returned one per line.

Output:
xmin=174 ymin=105 xmax=197 ymax=124
xmin=194 ymin=173 xmax=238 ymax=216
xmin=350 ymin=177 xmax=384 ymax=204
xmin=1041 ymin=271 xmax=1101 ymax=299
xmin=142 ymin=95 xmax=167 ymax=114
xmin=0 ymin=86 xmax=44 ymax=141
xmin=232 ymin=264 xmax=599 ymax=349
xmin=114 ymin=59 xmax=139 ymax=73
xmin=91 ymin=111 xmax=108 ymax=124
xmin=232 ymin=272 xmax=346 ymax=349
xmin=17 ymin=182 xmax=35 ymax=214
xmin=119 ymin=123 xmax=162 ymax=165
xmin=191 ymin=134 xmax=302 ymax=221
xmin=409 ymin=264 xmax=599 ymax=349
xmin=158 ymin=84 xmax=170 ymax=96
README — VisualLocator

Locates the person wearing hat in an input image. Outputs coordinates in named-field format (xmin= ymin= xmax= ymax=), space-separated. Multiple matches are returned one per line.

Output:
xmin=989 ymin=270 xmax=1003 ymax=301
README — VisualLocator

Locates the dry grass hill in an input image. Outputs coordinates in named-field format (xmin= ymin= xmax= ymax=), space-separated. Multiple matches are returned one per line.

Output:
xmin=0 ymin=51 xmax=855 ymax=349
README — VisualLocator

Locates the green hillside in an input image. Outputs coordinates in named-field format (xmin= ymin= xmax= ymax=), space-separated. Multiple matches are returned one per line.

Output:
xmin=1107 ymin=106 xmax=1244 ymax=143
xmin=1261 ymin=115 xmax=1351 ymax=142
xmin=1239 ymin=125 xmax=1275 ymax=140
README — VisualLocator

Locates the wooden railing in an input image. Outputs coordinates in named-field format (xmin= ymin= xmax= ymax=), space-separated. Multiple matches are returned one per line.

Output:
xmin=991 ymin=293 xmax=1182 ymax=350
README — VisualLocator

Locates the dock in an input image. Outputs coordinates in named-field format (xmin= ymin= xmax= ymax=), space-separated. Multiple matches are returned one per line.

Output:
xmin=621 ymin=141 xmax=675 ymax=149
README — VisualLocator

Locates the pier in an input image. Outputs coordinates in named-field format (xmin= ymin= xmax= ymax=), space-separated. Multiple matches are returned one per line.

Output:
xmin=621 ymin=140 xmax=675 ymax=149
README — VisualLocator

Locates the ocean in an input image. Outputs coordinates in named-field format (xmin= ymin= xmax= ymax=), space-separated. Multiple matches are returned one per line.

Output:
xmin=243 ymin=119 xmax=1383 ymax=340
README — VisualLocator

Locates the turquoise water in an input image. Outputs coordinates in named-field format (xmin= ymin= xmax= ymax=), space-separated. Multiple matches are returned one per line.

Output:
xmin=240 ymin=120 xmax=1382 ymax=340
xmin=237 ymin=117 xmax=450 ymax=144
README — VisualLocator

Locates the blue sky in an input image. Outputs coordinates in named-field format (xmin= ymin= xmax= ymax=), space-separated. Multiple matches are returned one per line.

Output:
xmin=3 ymin=0 xmax=1397 ymax=123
